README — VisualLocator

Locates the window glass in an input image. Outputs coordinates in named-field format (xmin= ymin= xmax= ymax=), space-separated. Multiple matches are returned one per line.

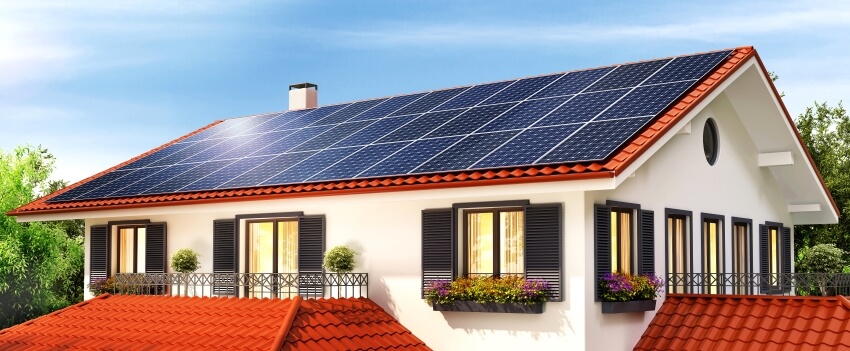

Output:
xmin=667 ymin=214 xmax=689 ymax=293
xmin=248 ymin=219 xmax=299 ymax=298
xmin=702 ymin=218 xmax=722 ymax=294
xmin=117 ymin=226 xmax=145 ymax=274
xmin=732 ymin=222 xmax=750 ymax=294
xmin=610 ymin=209 xmax=633 ymax=274
xmin=464 ymin=208 xmax=524 ymax=276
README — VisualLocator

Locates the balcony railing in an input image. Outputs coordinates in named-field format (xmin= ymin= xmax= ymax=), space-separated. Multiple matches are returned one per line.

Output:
xmin=111 ymin=272 xmax=368 ymax=299
xmin=667 ymin=272 xmax=850 ymax=296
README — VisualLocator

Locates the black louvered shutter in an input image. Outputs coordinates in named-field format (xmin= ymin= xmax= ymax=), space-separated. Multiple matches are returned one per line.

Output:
xmin=90 ymin=225 xmax=109 ymax=285
xmin=213 ymin=219 xmax=237 ymax=296
xmin=782 ymin=227 xmax=792 ymax=293
xmin=422 ymin=208 xmax=454 ymax=298
xmin=759 ymin=224 xmax=769 ymax=293
xmin=144 ymin=223 xmax=167 ymax=273
xmin=298 ymin=215 xmax=325 ymax=297
xmin=639 ymin=210 xmax=655 ymax=275
xmin=594 ymin=204 xmax=611 ymax=301
xmin=524 ymin=203 xmax=562 ymax=302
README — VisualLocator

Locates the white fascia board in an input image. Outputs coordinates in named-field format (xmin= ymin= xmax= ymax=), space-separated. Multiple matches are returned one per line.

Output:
xmin=788 ymin=204 xmax=821 ymax=212
xmin=614 ymin=59 xmax=757 ymax=188
xmin=758 ymin=152 xmax=794 ymax=167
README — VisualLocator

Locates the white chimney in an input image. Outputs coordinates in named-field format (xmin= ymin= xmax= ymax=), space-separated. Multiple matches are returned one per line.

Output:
xmin=289 ymin=83 xmax=318 ymax=110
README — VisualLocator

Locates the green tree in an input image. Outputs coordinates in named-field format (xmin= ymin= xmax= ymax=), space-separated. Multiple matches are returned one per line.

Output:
xmin=0 ymin=145 xmax=84 ymax=328
xmin=794 ymin=102 xmax=850 ymax=251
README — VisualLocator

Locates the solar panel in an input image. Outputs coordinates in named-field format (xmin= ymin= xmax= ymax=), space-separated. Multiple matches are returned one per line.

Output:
xmin=378 ymin=110 xmax=465 ymax=143
xmin=108 ymin=163 xmax=198 ymax=198
xmin=179 ymin=155 xmax=274 ymax=191
xmin=333 ymin=115 xmax=418 ymax=148
xmin=358 ymin=137 xmax=462 ymax=177
xmin=261 ymin=147 xmax=362 ymax=185
xmin=46 ymin=50 xmax=732 ymax=203
xmin=309 ymin=142 xmax=410 ymax=182
xmin=537 ymin=116 xmax=654 ymax=163
xmin=142 ymin=160 xmax=236 ymax=195
xmin=413 ymin=132 xmax=515 ymax=173
xmin=219 ymin=152 xmax=316 ymax=189
xmin=474 ymin=124 xmax=583 ymax=168
xmin=425 ymin=103 xmax=516 ymax=138
xmin=480 ymin=74 xmax=562 ymax=104
xmin=434 ymin=81 xmax=515 ymax=110
xmin=308 ymin=99 xmax=387 ymax=126
xmin=534 ymin=89 xmax=629 ymax=126
xmin=390 ymin=88 xmax=467 ymax=116
xmin=479 ymin=96 xmax=570 ymax=132
xmin=532 ymin=67 xmax=615 ymax=98
xmin=349 ymin=93 xmax=426 ymax=121
xmin=289 ymin=120 xmax=372 ymax=152
xmin=585 ymin=59 xmax=671 ymax=92
xmin=596 ymin=81 xmax=694 ymax=120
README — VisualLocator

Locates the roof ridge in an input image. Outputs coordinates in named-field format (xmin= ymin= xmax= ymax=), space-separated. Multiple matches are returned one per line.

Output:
xmin=269 ymin=295 xmax=302 ymax=351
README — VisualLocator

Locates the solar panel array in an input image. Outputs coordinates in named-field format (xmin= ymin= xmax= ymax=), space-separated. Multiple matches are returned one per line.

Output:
xmin=48 ymin=50 xmax=733 ymax=203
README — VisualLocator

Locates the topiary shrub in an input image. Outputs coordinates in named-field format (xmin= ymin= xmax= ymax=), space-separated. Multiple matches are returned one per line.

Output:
xmin=323 ymin=246 xmax=357 ymax=273
xmin=171 ymin=248 xmax=200 ymax=273
xmin=171 ymin=248 xmax=200 ymax=296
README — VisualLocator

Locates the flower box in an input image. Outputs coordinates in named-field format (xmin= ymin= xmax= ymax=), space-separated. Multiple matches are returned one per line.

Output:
xmin=601 ymin=299 xmax=656 ymax=314
xmin=433 ymin=300 xmax=544 ymax=314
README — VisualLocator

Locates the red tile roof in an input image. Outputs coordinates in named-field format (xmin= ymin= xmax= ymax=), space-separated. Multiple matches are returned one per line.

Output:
xmin=634 ymin=294 xmax=850 ymax=351
xmin=13 ymin=46 xmax=835 ymax=217
xmin=0 ymin=294 xmax=430 ymax=351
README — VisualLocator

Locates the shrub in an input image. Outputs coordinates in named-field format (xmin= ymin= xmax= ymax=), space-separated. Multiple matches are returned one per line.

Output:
xmin=599 ymin=272 xmax=664 ymax=302
xmin=323 ymin=246 xmax=357 ymax=273
xmin=171 ymin=248 xmax=200 ymax=274
xmin=797 ymin=244 xmax=845 ymax=273
xmin=88 ymin=277 xmax=115 ymax=296
xmin=424 ymin=276 xmax=550 ymax=305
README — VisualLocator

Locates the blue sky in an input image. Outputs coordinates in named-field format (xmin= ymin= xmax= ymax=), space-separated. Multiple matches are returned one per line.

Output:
xmin=2 ymin=0 xmax=849 ymax=184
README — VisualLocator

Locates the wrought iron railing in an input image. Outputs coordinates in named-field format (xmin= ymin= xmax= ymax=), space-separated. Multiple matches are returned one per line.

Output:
xmin=111 ymin=272 xmax=368 ymax=299
xmin=667 ymin=272 xmax=850 ymax=296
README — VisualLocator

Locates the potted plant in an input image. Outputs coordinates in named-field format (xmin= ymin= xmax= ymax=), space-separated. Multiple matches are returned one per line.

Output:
xmin=323 ymin=245 xmax=357 ymax=273
xmin=599 ymin=272 xmax=664 ymax=313
xmin=88 ymin=277 xmax=116 ymax=296
xmin=424 ymin=276 xmax=550 ymax=314
xmin=171 ymin=248 xmax=200 ymax=296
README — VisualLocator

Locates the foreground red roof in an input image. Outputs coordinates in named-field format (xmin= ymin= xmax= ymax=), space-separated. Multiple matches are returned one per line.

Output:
xmin=635 ymin=294 xmax=850 ymax=351
xmin=12 ymin=46 xmax=835 ymax=217
xmin=0 ymin=294 xmax=430 ymax=351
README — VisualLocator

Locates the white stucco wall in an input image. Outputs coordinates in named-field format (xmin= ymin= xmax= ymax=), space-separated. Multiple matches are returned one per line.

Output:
xmin=82 ymin=178 xmax=609 ymax=351
xmin=583 ymin=92 xmax=795 ymax=351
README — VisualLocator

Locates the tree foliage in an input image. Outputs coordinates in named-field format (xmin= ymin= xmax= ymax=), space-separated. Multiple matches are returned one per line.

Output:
xmin=796 ymin=244 xmax=846 ymax=273
xmin=794 ymin=102 xmax=850 ymax=251
xmin=0 ymin=145 xmax=84 ymax=328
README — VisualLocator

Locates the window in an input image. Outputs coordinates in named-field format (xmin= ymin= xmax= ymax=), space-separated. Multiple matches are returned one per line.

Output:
xmin=422 ymin=201 xmax=563 ymax=301
xmin=759 ymin=222 xmax=791 ymax=294
xmin=463 ymin=208 xmax=524 ymax=276
xmin=701 ymin=214 xmax=724 ymax=293
xmin=666 ymin=209 xmax=691 ymax=293
xmin=116 ymin=225 xmax=146 ymax=274
xmin=246 ymin=218 xmax=299 ymax=298
xmin=731 ymin=218 xmax=752 ymax=294
xmin=611 ymin=208 xmax=636 ymax=274
xmin=594 ymin=201 xmax=654 ymax=301
xmin=88 ymin=222 xmax=166 ymax=289
xmin=703 ymin=118 xmax=719 ymax=165
xmin=212 ymin=212 xmax=324 ymax=298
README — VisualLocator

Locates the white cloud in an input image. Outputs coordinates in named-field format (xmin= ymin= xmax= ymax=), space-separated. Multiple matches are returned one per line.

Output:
xmin=331 ymin=3 xmax=850 ymax=47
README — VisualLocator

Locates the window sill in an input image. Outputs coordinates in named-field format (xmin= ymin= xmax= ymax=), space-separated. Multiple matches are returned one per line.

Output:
xmin=601 ymin=299 xmax=657 ymax=314
xmin=432 ymin=301 xmax=544 ymax=314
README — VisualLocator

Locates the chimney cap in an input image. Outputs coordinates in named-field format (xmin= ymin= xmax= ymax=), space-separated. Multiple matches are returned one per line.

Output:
xmin=289 ymin=82 xmax=318 ymax=91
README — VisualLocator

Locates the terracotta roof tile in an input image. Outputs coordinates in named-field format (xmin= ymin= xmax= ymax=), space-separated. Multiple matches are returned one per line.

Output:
xmin=17 ymin=46 xmax=833 ymax=217
xmin=0 ymin=294 xmax=430 ymax=351
xmin=634 ymin=294 xmax=850 ymax=351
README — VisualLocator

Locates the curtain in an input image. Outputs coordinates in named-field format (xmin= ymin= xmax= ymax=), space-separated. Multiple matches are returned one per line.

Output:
xmin=500 ymin=211 xmax=524 ymax=275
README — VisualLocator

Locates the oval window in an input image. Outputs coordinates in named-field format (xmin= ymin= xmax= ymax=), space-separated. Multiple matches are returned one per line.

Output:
xmin=703 ymin=118 xmax=718 ymax=165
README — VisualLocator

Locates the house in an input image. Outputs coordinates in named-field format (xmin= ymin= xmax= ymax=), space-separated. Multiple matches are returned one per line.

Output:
xmin=8 ymin=46 xmax=839 ymax=350
xmin=0 ymin=294 xmax=430 ymax=350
